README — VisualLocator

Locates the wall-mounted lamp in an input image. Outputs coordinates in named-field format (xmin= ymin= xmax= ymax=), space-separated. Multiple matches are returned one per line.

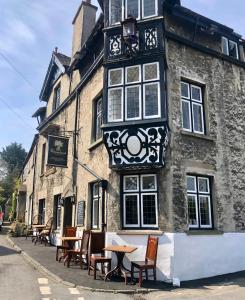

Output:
xmin=122 ymin=17 xmax=138 ymax=55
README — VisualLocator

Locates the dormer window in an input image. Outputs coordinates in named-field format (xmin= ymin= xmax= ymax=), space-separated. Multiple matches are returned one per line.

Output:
xmin=53 ymin=84 xmax=61 ymax=111
xmin=109 ymin=0 xmax=158 ymax=25
xmin=221 ymin=37 xmax=239 ymax=59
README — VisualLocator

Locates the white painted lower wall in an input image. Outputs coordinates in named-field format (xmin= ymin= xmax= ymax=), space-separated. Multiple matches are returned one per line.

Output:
xmin=106 ymin=232 xmax=245 ymax=283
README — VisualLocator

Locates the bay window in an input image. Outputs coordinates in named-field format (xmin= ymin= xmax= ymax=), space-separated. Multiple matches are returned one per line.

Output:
xmin=122 ymin=174 xmax=158 ymax=228
xmin=187 ymin=175 xmax=213 ymax=229
xmin=108 ymin=62 xmax=161 ymax=122
xmin=110 ymin=0 xmax=158 ymax=25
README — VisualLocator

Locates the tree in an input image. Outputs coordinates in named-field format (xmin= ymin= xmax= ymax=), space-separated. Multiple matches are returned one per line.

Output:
xmin=0 ymin=143 xmax=27 ymax=212
xmin=0 ymin=143 xmax=27 ymax=174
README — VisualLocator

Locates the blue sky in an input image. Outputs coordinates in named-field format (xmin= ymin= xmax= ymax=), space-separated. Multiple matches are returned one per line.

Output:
xmin=0 ymin=0 xmax=244 ymax=152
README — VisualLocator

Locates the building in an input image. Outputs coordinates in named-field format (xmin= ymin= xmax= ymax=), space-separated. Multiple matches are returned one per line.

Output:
xmin=19 ymin=0 xmax=245 ymax=283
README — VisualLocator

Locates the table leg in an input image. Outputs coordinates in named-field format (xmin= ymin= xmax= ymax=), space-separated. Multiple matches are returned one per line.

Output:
xmin=104 ymin=252 xmax=125 ymax=281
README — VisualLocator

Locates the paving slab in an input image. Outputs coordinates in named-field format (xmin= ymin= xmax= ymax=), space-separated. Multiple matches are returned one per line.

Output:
xmin=9 ymin=236 xmax=170 ymax=293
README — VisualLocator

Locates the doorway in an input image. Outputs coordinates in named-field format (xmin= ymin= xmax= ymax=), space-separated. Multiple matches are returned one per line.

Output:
xmin=63 ymin=197 xmax=73 ymax=228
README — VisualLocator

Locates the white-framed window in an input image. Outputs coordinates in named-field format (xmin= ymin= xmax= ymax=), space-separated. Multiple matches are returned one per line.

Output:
xmin=181 ymin=81 xmax=205 ymax=134
xmin=109 ymin=0 xmax=158 ymax=25
xmin=123 ymin=174 xmax=158 ymax=228
xmin=53 ymin=84 xmax=61 ymax=111
xmin=187 ymin=175 xmax=213 ymax=229
xmin=221 ymin=37 xmax=239 ymax=59
xmin=108 ymin=62 xmax=161 ymax=122
xmin=94 ymin=97 xmax=103 ymax=140
xmin=92 ymin=182 xmax=101 ymax=229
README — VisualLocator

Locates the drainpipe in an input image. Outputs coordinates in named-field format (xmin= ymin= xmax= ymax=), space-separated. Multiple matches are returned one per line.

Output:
xmin=31 ymin=136 xmax=39 ymax=225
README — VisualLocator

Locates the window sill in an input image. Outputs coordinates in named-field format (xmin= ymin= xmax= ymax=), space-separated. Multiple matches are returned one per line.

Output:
xmin=185 ymin=230 xmax=224 ymax=236
xmin=180 ymin=130 xmax=215 ymax=142
xmin=117 ymin=230 xmax=163 ymax=236
xmin=88 ymin=138 xmax=103 ymax=151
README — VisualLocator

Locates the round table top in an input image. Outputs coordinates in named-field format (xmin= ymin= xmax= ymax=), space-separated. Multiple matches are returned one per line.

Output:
xmin=104 ymin=245 xmax=137 ymax=253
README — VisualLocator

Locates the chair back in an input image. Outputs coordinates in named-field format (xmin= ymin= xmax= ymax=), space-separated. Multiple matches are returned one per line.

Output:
xmin=145 ymin=236 xmax=159 ymax=265
xmin=80 ymin=230 xmax=90 ymax=254
xmin=90 ymin=231 xmax=105 ymax=255
xmin=64 ymin=226 xmax=76 ymax=237
xmin=45 ymin=217 xmax=53 ymax=230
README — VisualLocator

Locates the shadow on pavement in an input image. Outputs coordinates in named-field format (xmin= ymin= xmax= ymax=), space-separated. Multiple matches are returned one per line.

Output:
xmin=0 ymin=245 xmax=17 ymax=256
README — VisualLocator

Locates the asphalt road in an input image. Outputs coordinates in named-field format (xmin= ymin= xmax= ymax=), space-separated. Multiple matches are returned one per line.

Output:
xmin=1 ymin=226 xmax=245 ymax=300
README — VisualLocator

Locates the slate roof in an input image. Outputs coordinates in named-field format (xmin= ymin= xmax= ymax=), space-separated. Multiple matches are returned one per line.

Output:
xmin=54 ymin=52 xmax=71 ymax=68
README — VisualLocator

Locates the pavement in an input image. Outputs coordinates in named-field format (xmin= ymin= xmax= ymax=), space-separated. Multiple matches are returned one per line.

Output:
xmin=2 ymin=223 xmax=245 ymax=299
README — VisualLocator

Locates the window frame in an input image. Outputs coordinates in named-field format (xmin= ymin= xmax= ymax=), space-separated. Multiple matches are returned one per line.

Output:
xmin=91 ymin=182 xmax=101 ymax=230
xmin=181 ymin=81 xmax=205 ymax=135
xmin=108 ymin=87 xmax=124 ymax=122
xmin=109 ymin=0 xmax=158 ymax=25
xmin=93 ymin=96 xmax=103 ymax=141
xmin=122 ymin=174 xmax=158 ymax=229
xmin=108 ymin=62 xmax=161 ymax=122
xmin=221 ymin=36 xmax=239 ymax=59
xmin=187 ymin=175 xmax=213 ymax=230
xmin=125 ymin=84 xmax=142 ymax=121
xmin=143 ymin=81 xmax=161 ymax=119
xmin=142 ymin=0 xmax=158 ymax=18
xmin=53 ymin=84 xmax=61 ymax=112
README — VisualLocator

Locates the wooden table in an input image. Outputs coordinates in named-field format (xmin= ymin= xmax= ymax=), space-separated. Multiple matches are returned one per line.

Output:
xmin=59 ymin=237 xmax=83 ymax=263
xmin=104 ymin=245 xmax=137 ymax=283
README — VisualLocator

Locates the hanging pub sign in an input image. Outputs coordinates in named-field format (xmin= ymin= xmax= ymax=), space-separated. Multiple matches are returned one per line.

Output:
xmin=47 ymin=135 xmax=69 ymax=168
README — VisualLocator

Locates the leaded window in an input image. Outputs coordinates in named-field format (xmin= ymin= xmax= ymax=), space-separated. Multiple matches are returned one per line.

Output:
xmin=109 ymin=0 xmax=158 ymax=25
xmin=108 ymin=62 xmax=161 ymax=122
xmin=123 ymin=174 xmax=158 ymax=228
xmin=92 ymin=182 xmax=101 ymax=229
xmin=221 ymin=37 xmax=239 ymax=59
xmin=181 ymin=81 xmax=205 ymax=134
xmin=53 ymin=84 xmax=61 ymax=111
xmin=94 ymin=97 xmax=103 ymax=140
xmin=187 ymin=175 xmax=213 ymax=229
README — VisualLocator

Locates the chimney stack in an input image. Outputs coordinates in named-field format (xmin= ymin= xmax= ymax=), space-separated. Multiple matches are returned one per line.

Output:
xmin=72 ymin=0 xmax=97 ymax=58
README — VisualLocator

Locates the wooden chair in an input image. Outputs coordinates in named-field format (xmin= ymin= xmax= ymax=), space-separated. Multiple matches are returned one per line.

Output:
xmin=56 ymin=226 xmax=77 ymax=261
xmin=38 ymin=217 xmax=54 ymax=246
xmin=88 ymin=231 xmax=111 ymax=280
xmin=66 ymin=230 xmax=90 ymax=268
xmin=25 ymin=214 xmax=42 ymax=240
xmin=131 ymin=236 xmax=159 ymax=287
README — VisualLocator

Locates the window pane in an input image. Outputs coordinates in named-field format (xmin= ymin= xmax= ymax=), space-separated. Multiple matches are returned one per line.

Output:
xmin=125 ymin=195 xmax=139 ymax=225
xmin=124 ymin=176 xmax=138 ymax=191
xmin=142 ymin=175 xmax=156 ymax=190
xmin=188 ymin=195 xmax=198 ymax=227
xmin=229 ymin=41 xmax=238 ymax=59
xmin=144 ymin=63 xmax=159 ymax=81
xmin=143 ymin=0 xmax=156 ymax=17
xmin=192 ymin=103 xmax=204 ymax=133
xmin=110 ymin=0 xmax=122 ymax=24
xmin=109 ymin=69 xmax=123 ymax=86
xmin=95 ymin=99 xmax=102 ymax=140
xmin=126 ymin=86 xmax=140 ymax=119
xmin=182 ymin=100 xmax=191 ymax=130
xmin=144 ymin=83 xmax=159 ymax=117
xmin=93 ymin=183 xmax=99 ymax=197
xmin=126 ymin=66 xmax=140 ymax=83
xmin=181 ymin=82 xmax=189 ymax=98
xmin=93 ymin=199 xmax=99 ymax=228
xmin=108 ymin=88 xmax=123 ymax=121
xmin=126 ymin=0 xmax=139 ymax=19
xmin=199 ymin=196 xmax=211 ymax=227
xmin=142 ymin=194 xmax=157 ymax=225
xmin=187 ymin=176 xmax=196 ymax=192
xmin=221 ymin=37 xmax=229 ymax=55
xmin=198 ymin=177 xmax=209 ymax=193
xmin=191 ymin=86 xmax=202 ymax=102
